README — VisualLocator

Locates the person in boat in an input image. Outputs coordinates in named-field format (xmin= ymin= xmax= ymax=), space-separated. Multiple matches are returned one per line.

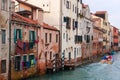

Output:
xmin=102 ymin=55 xmax=109 ymax=60
xmin=101 ymin=54 xmax=113 ymax=64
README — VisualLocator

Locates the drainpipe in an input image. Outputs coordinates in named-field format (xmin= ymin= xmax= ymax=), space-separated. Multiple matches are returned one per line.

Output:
xmin=60 ymin=0 xmax=63 ymax=70
xmin=36 ymin=25 xmax=39 ymax=73
xmin=8 ymin=0 xmax=12 ymax=79
xmin=75 ymin=0 xmax=79 ymax=66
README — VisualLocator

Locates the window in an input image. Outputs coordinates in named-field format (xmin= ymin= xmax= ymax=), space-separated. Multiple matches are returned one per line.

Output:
xmin=66 ymin=33 xmax=68 ymax=42
xmin=43 ymin=4 xmax=45 ymax=7
xmin=22 ymin=55 xmax=27 ymax=68
xmin=66 ymin=1 xmax=71 ymax=9
xmin=86 ymin=35 xmax=90 ymax=43
xmin=14 ymin=29 xmax=22 ymax=43
xmin=73 ymin=5 xmax=74 ymax=12
xmin=49 ymin=33 xmax=52 ymax=42
xmin=64 ymin=17 xmax=67 ymax=22
xmin=66 ymin=1 xmax=69 ymax=9
xmin=50 ymin=52 xmax=52 ymax=60
xmin=78 ymin=36 xmax=82 ymax=42
xmin=45 ymin=33 xmax=47 ymax=43
xmin=66 ymin=17 xmax=71 ymax=29
xmin=15 ymin=56 xmax=21 ymax=71
xmin=1 ymin=60 xmax=6 ymax=73
xmin=75 ymin=6 xmax=77 ymax=13
xmin=74 ymin=48 xmax=76 ymax=59
xmin=29 ymin=55 xmax=35 ymax=66
xmin=29 ymin=31 xmax=36 ymax=42
xmin=29 ymin=31 xmax=36 ymax=49
xmin=77 ymin=8 xmax=79 ymax=13
xmin=56 ymin=34 xmax=58 ymax=43
xmin=1 ymin=30 xmax=6 ymax=44
xmin=75 ymin=21 xmax=78 ymax=28
xmin=91 ymin=35 xmax=93 ymax=40
xmin=63 ymin=33 xmax=65 ymax=39
xmin=1 ymin=0 xmax=7 ymax=10
xmin=73 ymin=19 xmax=75 ymax=30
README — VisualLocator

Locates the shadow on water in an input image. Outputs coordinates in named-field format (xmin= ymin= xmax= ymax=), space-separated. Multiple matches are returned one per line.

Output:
xmin=27 ymin=52 xmax=120 ymax=80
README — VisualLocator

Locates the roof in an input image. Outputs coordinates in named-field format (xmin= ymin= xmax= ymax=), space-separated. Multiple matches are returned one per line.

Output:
xmin=92 ymin=18 xmax=101 ymax=22
xmin=16 ymin=0 xmax=43 ymax=11
xmin=95 ymin=11 xmax=107 ymax=14
xmin=42 ymin=23 xmax=59 ymax=31
xmin=12 ymin=13 xmax=38 ymax=25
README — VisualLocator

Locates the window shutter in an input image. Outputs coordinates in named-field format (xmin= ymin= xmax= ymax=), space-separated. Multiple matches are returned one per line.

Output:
xmin=14 ymin=29 xmax=17 ymax=43
xmin=79 ymin=36 xmax=82 ymax=42
xmin=29 ymin=31 xmax=31 ymax=42
xmin=19 ymin=29 xmax=22 ymax=40
xmin=86 ymin=35 xmax=90 ymax=43
xmin=64 ymin=17 xmax=67 ymax=22
xmin=75 ymin=21 xmax=78 ymax=28
xmin=34 ymin=31 xmax=36 ymax=41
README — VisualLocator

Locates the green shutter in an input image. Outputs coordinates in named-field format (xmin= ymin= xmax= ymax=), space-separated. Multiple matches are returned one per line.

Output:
xmin=29 ymin=31 xmax=31 ymax=42
xmin=34 ymin=31 xmax=36 ymax=41
xmin=14 ymin=29 xmax=16 ymax=43
xmin=19 ymin=29 xmax=22 ymax=40
xmin=23 ymin=55 xmax=27 ymax=62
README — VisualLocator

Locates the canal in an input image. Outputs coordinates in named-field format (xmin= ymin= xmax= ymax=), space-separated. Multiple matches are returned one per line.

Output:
xmin=27 ymin=52 xmax=120 ymax=80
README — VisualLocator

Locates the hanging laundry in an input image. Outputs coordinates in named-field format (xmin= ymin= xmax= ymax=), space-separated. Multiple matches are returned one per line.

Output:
xmin=35 ymin=39 xmax=39 ymax=44
xmin=34 ymin=59 xmax=36 ymax=65
xmin=31 ymin=59 xmax=34 ymax=65
xmin=26 ymin=61 xmax=30 ymax=68
xmin=15 ymin=46 xmax=23 ymax=54
xmin=22 ymin=61 xmax=25 ymax=69
xmin=23 ymin=42 xmax=26 ymax=51
xmin=17 ymin=40 xmax=23 ymax=49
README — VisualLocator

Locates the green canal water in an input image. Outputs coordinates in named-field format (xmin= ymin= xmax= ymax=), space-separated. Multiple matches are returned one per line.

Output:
xmin=27 ymin=52 xmax=120 ymax=80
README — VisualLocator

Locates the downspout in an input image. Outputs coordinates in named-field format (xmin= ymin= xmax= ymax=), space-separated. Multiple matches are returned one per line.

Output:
xmin=75 ymin=0 xmax=79 ymax=66
xmin=8 ymin=0 xmax=12 ymax=79
xmin=60 ymin=0 xmax=63 ymax=69
xmin=76 ymin=0 xmax=78 ymax=35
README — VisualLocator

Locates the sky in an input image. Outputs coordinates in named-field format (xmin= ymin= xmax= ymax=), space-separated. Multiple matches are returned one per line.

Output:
xmin=83 ymin=0 xmax=120 ymax=29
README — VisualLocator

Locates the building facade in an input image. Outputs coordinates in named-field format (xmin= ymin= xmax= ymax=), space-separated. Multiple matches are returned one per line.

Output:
xmin=113 ymin=26 xmax=119 ymax=51
xmin=38 ymin=22 xmax=60 ymax=73
xmin=0 ymin=0 xmax=10 ymax=80
xmin=80 ymin=4 xmax=93 ymax=60
xmin=94 ymin=11 xmax=111 ymax=53
xmin=26 ymin=0 xmax=83 ymax=67
xmin=10 ymin=0 xmax=42 ymax=79
xmin=92 ymin=17 xmax=103 ymax=58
